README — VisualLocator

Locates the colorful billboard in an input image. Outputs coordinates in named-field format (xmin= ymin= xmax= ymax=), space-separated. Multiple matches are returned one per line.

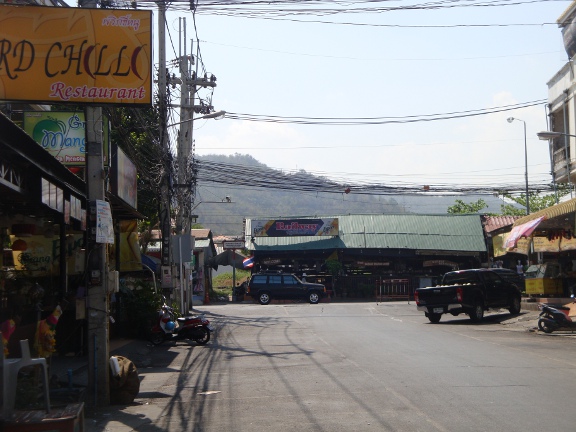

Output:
xmin=23 ymin=111 xmax=109 ymax=166
xmin=0 ymin=5 xmax=152 ymax=105
xmin=252 ymin=218 xmax=339 ymax=237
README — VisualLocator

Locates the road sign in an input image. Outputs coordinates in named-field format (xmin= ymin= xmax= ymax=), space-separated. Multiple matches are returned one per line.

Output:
xmin=223 ymin=241 xmax=245 ymax=249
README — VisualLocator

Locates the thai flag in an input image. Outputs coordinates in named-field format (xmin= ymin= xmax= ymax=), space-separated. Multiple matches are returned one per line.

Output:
xmin=243 ymin=256 xmax=255 ymax=268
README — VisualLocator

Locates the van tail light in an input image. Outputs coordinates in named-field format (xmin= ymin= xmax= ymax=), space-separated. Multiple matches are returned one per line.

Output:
xmin=414 ymin=291 xmax=420 ymax=305
xmin=456 ymin=287 xmax=463 ymax=302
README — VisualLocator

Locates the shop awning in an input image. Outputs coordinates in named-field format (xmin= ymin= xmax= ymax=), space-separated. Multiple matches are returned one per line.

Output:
xmin=513 ymin=197 xmax=576 ymax=227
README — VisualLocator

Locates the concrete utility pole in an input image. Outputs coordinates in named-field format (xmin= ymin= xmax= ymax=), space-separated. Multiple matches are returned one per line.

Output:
xmin=174 ymin=24 xmax=217 ymax=237
xmin=157 ymin=2 xmax=172 ymax=283
xmin=175 ymin=18 xmax=194 ymax=236
xmin=79 ymin=0 xmax=110 ymax=408
xmin=85 ymin=107 xmax=110 ymax=408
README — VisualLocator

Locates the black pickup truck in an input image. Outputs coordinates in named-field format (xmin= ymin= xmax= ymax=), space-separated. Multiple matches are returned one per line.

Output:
xmin=415 ymin=269 xmax=522 ymax=323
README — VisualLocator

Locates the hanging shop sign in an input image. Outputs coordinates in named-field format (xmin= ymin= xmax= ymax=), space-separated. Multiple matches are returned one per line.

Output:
xmin=560 ymin=236 xmax=576 ymax=251
xmin=112 ymin=145 xmax=137 ymax=209
xmin=0 ymin=5 xmax=152 ymax=105
xmin=23 ymin=111 xmax=110 ymax=167
xmin=533 ymin=236 xmax=560 ymax=253
xmin=252 ymin=218 xmax=339 ymax=237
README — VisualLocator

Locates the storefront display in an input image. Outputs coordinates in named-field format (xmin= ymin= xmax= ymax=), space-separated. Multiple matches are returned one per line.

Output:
xmin=524 ymin=262 xmax=563 ymax=296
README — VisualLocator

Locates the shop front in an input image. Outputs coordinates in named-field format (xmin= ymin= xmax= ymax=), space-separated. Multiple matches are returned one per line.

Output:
xmin=244 ymin=214 xmax=488 ymax=300
xmin=496 ymin=197 xmax=576 ymax=297
xmin=0 ymin=111 xmax=88 ymax=356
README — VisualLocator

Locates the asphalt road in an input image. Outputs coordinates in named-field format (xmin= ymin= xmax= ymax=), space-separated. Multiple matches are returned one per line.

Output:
xmin=91 ymin=302 xmax=576 ymax=432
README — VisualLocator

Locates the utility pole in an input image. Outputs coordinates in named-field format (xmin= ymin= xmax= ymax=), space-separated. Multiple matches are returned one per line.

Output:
xmin=175 ymin=18 xmax=194 ymax=236
xmin=85 ymin=108 xmax=110 ymax=408
xmin=157 ymin=1 xmax=173 ymax=289
xmin=79 ymin=0 xmax=109 ymax=408
xmin=174 ymin=26 xmax=217 ymax=237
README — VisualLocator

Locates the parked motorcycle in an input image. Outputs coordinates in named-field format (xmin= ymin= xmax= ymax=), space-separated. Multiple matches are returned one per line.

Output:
xmin=150 ymin=298 xmax=213 ymax=345
xmin=537 ymin=297 xmax=576 ymax=334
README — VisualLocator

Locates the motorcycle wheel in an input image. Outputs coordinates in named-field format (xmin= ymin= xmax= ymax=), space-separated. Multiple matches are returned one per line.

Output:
xmin=149 ymin=330 xmax=165 ymax=346
xmin=193 ymin=327 xmax=211 ymax=345
xmin=538 ymin=319 xmax=554 ymax=334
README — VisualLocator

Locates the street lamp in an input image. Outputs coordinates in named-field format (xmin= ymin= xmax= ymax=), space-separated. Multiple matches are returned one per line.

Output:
xmin=537 ymin=130 xmax=574 ymax=198
xmin=507 ymin=117 xmax=529 ymax=215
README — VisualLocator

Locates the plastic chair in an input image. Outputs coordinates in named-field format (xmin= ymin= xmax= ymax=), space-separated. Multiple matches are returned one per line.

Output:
xmin=2 ymin=338 xmax=50 ymax=419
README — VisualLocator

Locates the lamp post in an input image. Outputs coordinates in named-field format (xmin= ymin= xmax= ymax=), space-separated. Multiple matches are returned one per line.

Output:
xmin=507 ymin=117 xmax=529 ymax=215
xmin=537 ymin=130 xmax=574 ymax=199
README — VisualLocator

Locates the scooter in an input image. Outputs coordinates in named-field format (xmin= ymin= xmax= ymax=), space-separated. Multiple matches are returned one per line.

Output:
xmin=537 ymin=296 xmax=576 ymax=334
xmin=149 ymin=299 xmax=213 ymax=345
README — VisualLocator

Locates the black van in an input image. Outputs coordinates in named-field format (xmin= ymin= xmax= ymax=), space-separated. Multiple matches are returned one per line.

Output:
xmin=247 ymin=272 xmax=326 ymax=305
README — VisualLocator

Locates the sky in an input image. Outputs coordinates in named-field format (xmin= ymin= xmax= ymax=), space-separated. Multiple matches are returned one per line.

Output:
xmin=159 ymin=0 xmax=574 ymax=197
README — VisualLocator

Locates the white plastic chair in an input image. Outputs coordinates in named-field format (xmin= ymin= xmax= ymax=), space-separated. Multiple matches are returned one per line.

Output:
xmin=2 ymin=337 xmax=50 ymax=419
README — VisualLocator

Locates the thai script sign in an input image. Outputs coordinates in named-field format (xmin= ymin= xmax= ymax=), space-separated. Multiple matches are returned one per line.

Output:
xmin=0 ymin=5 xmax=152 ymax=105
xmin=223 ymin=241 xmax=245 ymax=249
xmin=96 ymin=199 xmax=114 ymax=244
xmin=24 ymin=111 xmax=109 ymax=166
xmin=252 ymin=218 xmax=339 ymax=237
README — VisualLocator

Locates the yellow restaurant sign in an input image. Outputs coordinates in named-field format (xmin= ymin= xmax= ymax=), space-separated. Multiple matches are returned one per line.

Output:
xmin=0 ymin=5 xmax=152 ymax=105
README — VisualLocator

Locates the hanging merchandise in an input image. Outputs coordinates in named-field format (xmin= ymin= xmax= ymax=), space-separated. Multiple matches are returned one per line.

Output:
xmin=1 ymin=317 xmax=17 ymax=357
xmin=34 ymin=305 xmax=62 ymax=358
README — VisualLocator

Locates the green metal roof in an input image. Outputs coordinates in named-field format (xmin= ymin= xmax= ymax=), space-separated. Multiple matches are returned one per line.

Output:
xmin=245 ymin=214 xmax=486 ymax=252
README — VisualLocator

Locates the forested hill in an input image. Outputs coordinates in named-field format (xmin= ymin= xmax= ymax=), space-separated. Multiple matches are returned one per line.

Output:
xmin=193 ymin=154 xmax=507 ymax=236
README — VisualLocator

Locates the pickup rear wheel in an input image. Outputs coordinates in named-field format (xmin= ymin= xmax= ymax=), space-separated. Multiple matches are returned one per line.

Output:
xmin=508 ymin=296 xmax=521 ymax=315
xmin=428 ymin=313 xmax=441 ymax=323
xmin=469 ymin=301 xmax=484 ymax=323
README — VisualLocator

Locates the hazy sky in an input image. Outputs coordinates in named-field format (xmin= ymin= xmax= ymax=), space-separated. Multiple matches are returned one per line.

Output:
xmin=161 ymin=0 xmax=573 ymax=196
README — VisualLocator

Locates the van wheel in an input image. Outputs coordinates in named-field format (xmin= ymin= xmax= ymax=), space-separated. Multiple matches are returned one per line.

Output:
xmin=469 ymin=301 xmax=484 ymax=323
xmin=308 ymin=291 xmax=320 ymax=304
xmin=258 ymin=292 xmax=271 ymax=305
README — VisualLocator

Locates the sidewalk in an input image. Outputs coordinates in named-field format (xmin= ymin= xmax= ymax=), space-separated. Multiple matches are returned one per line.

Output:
xmin=49 ymin=337 xmax=152 ymax=385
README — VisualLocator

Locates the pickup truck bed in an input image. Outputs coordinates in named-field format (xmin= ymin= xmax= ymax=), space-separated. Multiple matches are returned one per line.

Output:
xmin=415 ymin=269 xmax=522 ymax=323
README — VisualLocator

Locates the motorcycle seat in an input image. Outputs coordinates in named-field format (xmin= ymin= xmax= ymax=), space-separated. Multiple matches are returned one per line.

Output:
xmin=177 ymin=316 xmax=200 ymax=321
